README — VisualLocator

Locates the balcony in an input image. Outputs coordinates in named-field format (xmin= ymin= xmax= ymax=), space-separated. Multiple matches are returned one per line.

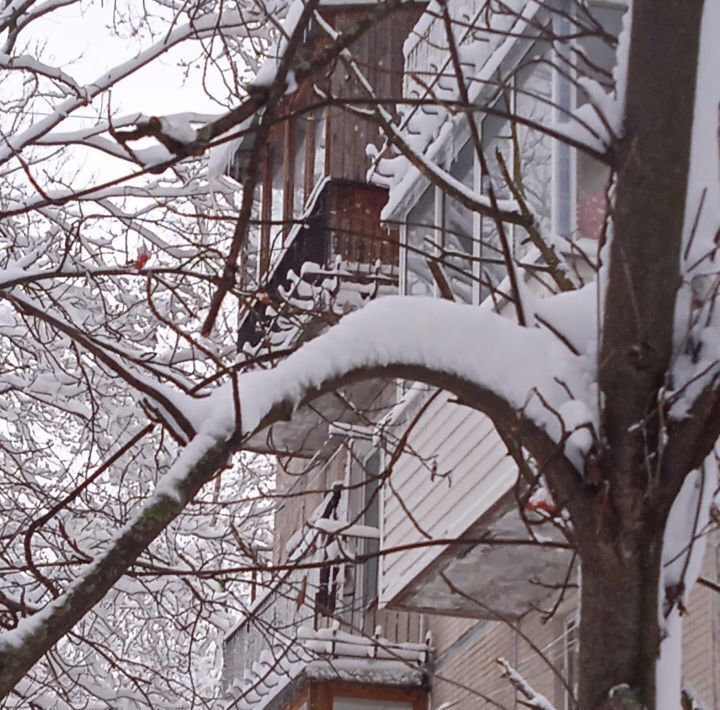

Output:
xmin=222 ymin=486 xmax=430 ymax=709
xmin=379 ymin=389 xmax=575 ymax=620
xmin=238 ymin=179 xmax=398 ymax=349
xmin=240 ymin=179 xmax=398 ymax=457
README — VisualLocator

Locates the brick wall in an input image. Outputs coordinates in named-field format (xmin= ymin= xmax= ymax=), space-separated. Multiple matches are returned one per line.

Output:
xmin=681 ymin=530 xmax=719 ymax=705
xmin=429 ymin=617 xmax=514 ymax=708
xmin=426 ymin=534 xmax=719 ymax=709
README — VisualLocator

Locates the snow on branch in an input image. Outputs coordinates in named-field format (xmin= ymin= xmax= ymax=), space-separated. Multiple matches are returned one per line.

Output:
xmin=3 ymin=290 xmax=197 ymax=442
xmin=0 ymin=432 xmax=231 ymax=697
xmin=207 ymin=296 xmax=594 ymax=460
xmin=0 ymin=53 xmax=85 ymax=95
xmin=497 ymin=658 xmax=556 ymax=710
xmin=0 ymin=295 xmax=592 ymax=695
xmin=0 ymin=9 xmax=254 ymax=166
xmin=2 ymin=177 xmax=235 ymax=217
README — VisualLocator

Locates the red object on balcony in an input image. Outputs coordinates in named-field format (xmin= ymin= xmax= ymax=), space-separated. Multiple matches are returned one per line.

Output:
xmin=577 ymin=191 xmax=607 ymax=240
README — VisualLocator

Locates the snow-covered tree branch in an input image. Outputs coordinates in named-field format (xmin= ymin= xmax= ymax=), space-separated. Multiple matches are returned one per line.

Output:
xmin=0 ymin=0 xmax=719 ymax=707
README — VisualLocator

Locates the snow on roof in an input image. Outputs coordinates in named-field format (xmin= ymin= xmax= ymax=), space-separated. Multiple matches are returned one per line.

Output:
xmin=225 ymin=625 xmax=429 ymax=708
xmin=371 ymin=0 xmax=541 ymax=219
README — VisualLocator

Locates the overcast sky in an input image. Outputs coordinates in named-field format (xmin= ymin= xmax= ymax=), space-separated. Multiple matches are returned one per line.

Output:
xmin=20 ymin=0 xmax=237 ymax=184
xmin=34 ymin=1 xmax=224 ymax=116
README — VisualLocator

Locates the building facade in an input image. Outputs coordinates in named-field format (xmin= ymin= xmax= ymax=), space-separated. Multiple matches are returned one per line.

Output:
xmin=221 ymin=1 xmax=720 ymax=707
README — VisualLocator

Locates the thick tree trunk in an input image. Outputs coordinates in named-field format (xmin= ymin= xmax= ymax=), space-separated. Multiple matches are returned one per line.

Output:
xmin=577 ymin=529 xmax=665 ymax=709
xmin=600 ymin=0 xmax=704 ymax=499
xmin=586 ymin=0 xmax=705 ymax=704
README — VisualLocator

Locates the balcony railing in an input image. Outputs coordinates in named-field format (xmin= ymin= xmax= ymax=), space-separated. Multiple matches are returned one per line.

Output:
xmin=238 ymin=179 xmax=398 ymax=351
xmin=237 ymin=179 xmax=399 ymax=456
xmin=223 ymin=485 xmax=428 ymax=706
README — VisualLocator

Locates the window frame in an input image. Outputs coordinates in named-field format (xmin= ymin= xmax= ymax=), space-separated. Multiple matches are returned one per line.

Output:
xmin=399 ymin=1 xmax=626 ymax=302
xmin=359 ymin=448 xmax=382 ymax=608
xmin=342 ymin=440 xmax=383 ymax=610
xmin=400 ymin=107 xmax=520 ymax=306
xmin=563 ymin=614 xmax=579 ymax=710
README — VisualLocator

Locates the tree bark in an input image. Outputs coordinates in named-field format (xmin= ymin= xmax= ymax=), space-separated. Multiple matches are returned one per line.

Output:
xmin=576 ymin=525 xmax=665 ymax=709
xmin=587 ymin=1 xmax=705 ymax=705
xmin=600 ymin=0 xmax=704 ymax=502
xmin=597 ymin=0 xmax=705 ymax=510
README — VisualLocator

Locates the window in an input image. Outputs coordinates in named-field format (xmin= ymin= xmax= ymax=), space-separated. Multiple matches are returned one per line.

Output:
xmin=553 ymin=3 xmax=575 ymax=239
xmin=264 ymin=141 xmax=284 ymax=272
xmin=443 ymin=141 xmax=475 ymax=303
xmin=404 ymin=147 xmax=476 ymax=303
xmin=515 ymin=51 xmax=553 ymax=236
xmin=314 ymin=444 xmax=383 ymax=627
xmin=243 ymin=183 xmax=263 ymax=287
xmin=576 ymin=4 xmax=625 ymax=240
xmin=556 ymin=0 xmax=627 ymax=240
xmin=333 ymin=700 xmax=413 ymax=710
xmin=360 ymin=451 xmax=381 ymax=606
xmin=344 ymin=446 xmax=382 ymax=610
xmin=402 ymin=114 xmax=515 ymax=304
xmin=291 ymin=115 xmax=307 ymax=219
xmin=563 ymin=616 xmax=578 ymax=710
xmin=259 ymin=102 xmax=326 ymax=276
xmin=308 ymin=107 xmax=327 ymax=193
xmin=404 ymin=186 xmax=438 ymax=297
xmin=479 ymin=111 xmax=514 ymax=295
xmin=401 ymin=3 xmax=626 ymax=301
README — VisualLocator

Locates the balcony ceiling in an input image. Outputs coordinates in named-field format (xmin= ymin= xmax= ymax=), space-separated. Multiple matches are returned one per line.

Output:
xmin=386 ymin=494 xmax=575 ymax=620
xmin=243 ymin=380 xmax=388 ymax=457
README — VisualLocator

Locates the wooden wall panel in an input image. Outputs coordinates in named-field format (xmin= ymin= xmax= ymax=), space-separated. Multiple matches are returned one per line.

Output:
xmin=324 ymin=5 xmax=424 ymax=182
xmin=328 ymin=182 xmax=398 ymax=268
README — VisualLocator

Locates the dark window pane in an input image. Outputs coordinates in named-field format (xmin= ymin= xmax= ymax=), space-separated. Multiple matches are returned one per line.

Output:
xmin=269 ymin=145 xmax=284 ymax=270
xmin=292 ymin=117 xmax=307 ymax=218
xmin=362 ymin=451 xmax=381 ymax=605
xmin=515 ymin=52 xmax=553 ymax=235
xmin=311 ymin=108 xmax=326 ymax=189
xmin=515 ymin=48 xmax=553 ymax=256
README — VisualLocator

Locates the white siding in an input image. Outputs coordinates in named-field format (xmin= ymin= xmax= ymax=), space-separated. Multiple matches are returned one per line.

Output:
xmin=380 ymin=390 xmax=516 ymax=606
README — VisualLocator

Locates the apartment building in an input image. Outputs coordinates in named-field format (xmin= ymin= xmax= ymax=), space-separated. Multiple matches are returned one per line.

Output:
xmin=221 ymin=1 xmax=720 ymax=707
